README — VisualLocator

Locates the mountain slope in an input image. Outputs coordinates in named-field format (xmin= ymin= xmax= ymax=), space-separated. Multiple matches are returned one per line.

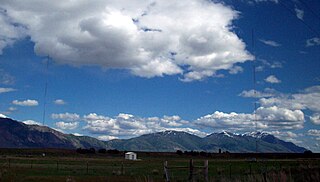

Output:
xmin=201 ymin=131 xmax=306 ymax=153
xmin=106 ymin=130 xmax=203 ymax=151
xmin=106 ymin=131 xmax=307 ymax=153
xmin=0 ymin=117 xmax=307 ymax=153
xmin=244 ymin=132 xmax=306 ymax=153
xmin=0 ymin=117 xmax=106 ymax=149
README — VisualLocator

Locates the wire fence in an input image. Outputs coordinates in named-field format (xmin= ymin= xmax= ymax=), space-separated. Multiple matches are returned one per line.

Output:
xmin=0 ymin=157 xmax=319 ymax=181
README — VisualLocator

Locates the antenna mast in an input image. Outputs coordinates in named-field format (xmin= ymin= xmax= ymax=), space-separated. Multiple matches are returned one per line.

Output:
xmin=252 ymin=29 xmax=258 ymax=153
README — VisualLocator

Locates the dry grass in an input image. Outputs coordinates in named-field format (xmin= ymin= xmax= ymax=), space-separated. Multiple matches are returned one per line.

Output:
xmin=0 ymin=154 xmax=319 ymax=182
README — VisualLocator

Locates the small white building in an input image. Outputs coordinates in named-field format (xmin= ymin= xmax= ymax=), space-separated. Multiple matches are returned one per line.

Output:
xmin=125 ymin=152 xmax=137 ymax=160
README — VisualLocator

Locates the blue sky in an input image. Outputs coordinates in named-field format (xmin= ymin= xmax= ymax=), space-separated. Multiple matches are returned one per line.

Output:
xmin=0 ymin=0 xmax=319 ymax=151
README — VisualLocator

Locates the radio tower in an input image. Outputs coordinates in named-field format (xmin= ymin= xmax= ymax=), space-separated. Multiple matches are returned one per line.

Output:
xmin=252 ymin=29 xmax=258 ymax=153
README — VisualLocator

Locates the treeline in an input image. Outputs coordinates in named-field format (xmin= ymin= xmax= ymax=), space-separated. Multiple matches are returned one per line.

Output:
xmin=176 ymin=150 xmax=229 ymax=157
xmin=76 ymin=148 xmax=120 ymax=154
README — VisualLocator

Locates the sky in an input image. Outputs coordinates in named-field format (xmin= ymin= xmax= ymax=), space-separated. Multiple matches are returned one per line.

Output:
xmin=0 ymin=0 xmax=319 ymax=151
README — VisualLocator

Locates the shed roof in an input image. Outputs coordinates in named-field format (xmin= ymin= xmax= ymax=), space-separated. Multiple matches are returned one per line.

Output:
xmin=125 ymin=152 xmax=136 ymax=155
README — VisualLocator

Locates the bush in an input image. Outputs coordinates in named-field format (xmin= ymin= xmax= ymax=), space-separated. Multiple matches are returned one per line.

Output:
xmin=107 ymin=149 xmax=120 ymax=154
xmin=176 ymin=150 xmax=183 ymax=155
xmin=76 ymin=148 xmax=96 ymax=154
xmin=98 ymin=148 xmax=107 ymax=154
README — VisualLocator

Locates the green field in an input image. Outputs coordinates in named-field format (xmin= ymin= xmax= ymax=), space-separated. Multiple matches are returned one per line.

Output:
xmin=0 ymin=149 xmax=319 ymax=182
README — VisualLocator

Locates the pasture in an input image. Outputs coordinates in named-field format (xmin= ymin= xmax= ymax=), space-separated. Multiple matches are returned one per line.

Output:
xmin=0 ymin=149 xmax=319 ymax=182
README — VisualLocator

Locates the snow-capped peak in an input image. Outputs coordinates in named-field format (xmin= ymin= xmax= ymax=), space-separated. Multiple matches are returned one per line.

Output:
xmin=242 ymin=131 xmax=269 ymax=138
xmin=216 ymin=131 xmax=239 ymax=138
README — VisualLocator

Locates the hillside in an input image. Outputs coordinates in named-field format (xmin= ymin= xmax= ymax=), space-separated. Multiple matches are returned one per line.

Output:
xmin=0 ymin=117 xmax=307 ymax=153
xmin=105 ymin=130 xmax=307 ymax=153
xmin=0 ymin=117 xmax=106 ymax=149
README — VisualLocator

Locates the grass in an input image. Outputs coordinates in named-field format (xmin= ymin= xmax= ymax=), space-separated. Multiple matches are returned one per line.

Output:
xmin=0 ymin=151 xmax=319 ymax=181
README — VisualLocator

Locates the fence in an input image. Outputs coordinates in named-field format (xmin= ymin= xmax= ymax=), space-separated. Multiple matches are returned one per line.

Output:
xmin=0 ymin=157 xmax=319 ymax=181
xmin=164 ymin=159 xmax=208 ymax=182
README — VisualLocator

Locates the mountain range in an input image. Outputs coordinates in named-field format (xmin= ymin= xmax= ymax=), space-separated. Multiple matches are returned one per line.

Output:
xmin=0 ymin=117 xmax=307 ymax=153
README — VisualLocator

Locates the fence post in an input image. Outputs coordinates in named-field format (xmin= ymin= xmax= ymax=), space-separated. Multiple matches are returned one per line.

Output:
xmin=8 ymin=158 xmax=11 ymax=169
xmin=250 ymin=164 xmax=252 ymax=175
xmin=204 ymin=160 xmax=208 ymax=182
xmin=56 ymin=161 xmax=59 ymax=171
xmin=229 ymin=164 xmax=231 ymax=178
xmin=31 ymin=160 xmax=33 ymax=169
xmin=121 ymin=162 xmax=124 ymax=175
xmin=164 ymin=161 xmax=170 ymax=182
xmin=188 ymin=159 xmax=194 ymax=182
xmin=86 ymin=161 xmax=89 ymax=174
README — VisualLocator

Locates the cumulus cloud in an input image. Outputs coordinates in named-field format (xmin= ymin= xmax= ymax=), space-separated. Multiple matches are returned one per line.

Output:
xmin=294 ymin=6 xmax=304 ymax=20
xmin=55 ymin=121 xmax=79 ymax=130
xmin=229 ymin=66 xmax=243 ymax=74
xmin=195 ymin=106 xmax=304 ymax=131
xmin=307 ymin=129 xmax=320 ymax=137
xmin=0 ymin=8 xmax=26 ymax=54
xmin=97 ymin=135 xmax=118 ymax=141
xmin=83 ymin=113 xmax=204 ymax=138
xmin=259 ymin=85 xmax=320 ymax=112
xmin=23 ymin=120 xmax=42 ymax=125
xmin=12 ymin=99 xmax=38 ymax=106
xmin=268 ymin=130 xmax=301 ymax=144
xmin=310 ymin=113 xmax=320 ymax=125
xmin=51 ymin=112 xmax=80 ymax=122
xmin=259 ymin=39 xmax=281 ymax=47
xmin=255 ymin=106 xmax=304 ymax=129
xmin=265 ymin=75 xmax=281 ymax=84
xmin=306 ymin=37 xmax=320 ymax=47
xmin=54 ymin=99 xmax=66 ymax=105
xmin=0 ymin=87 xmax=16 ymax=94
xmin=0 ymin=0 xmax=253 ymax=81
xmin=239 ymin=88 xmax=276 ymax=98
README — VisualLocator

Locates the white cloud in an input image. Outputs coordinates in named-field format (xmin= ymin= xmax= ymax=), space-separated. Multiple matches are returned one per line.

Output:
xmin=0 ymin=0 xmax=253 ymax=81
xmin=268 ymin=131 xmax=301 ymax=144
xmin=97 ymin=135 xmax=118 ymax=141
xmin=259 ymin=85 xmax=320 ymax=112
xmin=7 ymin=107 xmax=17 ymax=112
xmin=55 ymin=121 xmax=79 ymax=130
xmin=256 ymin=59 xmax=283 ymax=72
xmin=0 ymin=8 xmax=26 ymax=54
xmin=51 ymin=112 xmax=80 ymax=122
xmin=195 ymin=106 xmax=304 ymax=131
xmin=294 ymin=6 xmax=304 ymax=20
xmin=0 ymin=113 xmax=8 ymax=118
xmin=265 ymin=75 xmax=281 ymax=84
xmin=239 ymin=88 xmax=276 ymax=98
xmin=306 ymin=37 xmax=320 ymax=47
xmin=83 ymin=113 xmax=204 ymax=138
xmin=307 ymin=129 xmax=320 ymax=137
xmin=23 ymin=120 xmax=42 ymax=125
xmin=259 ymin=39 xmax=281 ymax=47
xmin=229 ymin=66 xmax=243 ymax=74
xmin=254 ymin=0 xmax=278 ymax=3
xmin=0 ymin=87 xmax=16 ymax=93
xmin=255 ymin=106 xmax=304 ymax=129
xmin=12 ymin=99 xmax=38 ymax=106
xmin=72 ymin=133 xmax=83 ymax=136
xmin=54 ymin=99 xmax=66 ymax=105
xmin=310 ymin=113 xmax=320 ymax=125
xmin=245 ymin=0 xmax=278 ymax=4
